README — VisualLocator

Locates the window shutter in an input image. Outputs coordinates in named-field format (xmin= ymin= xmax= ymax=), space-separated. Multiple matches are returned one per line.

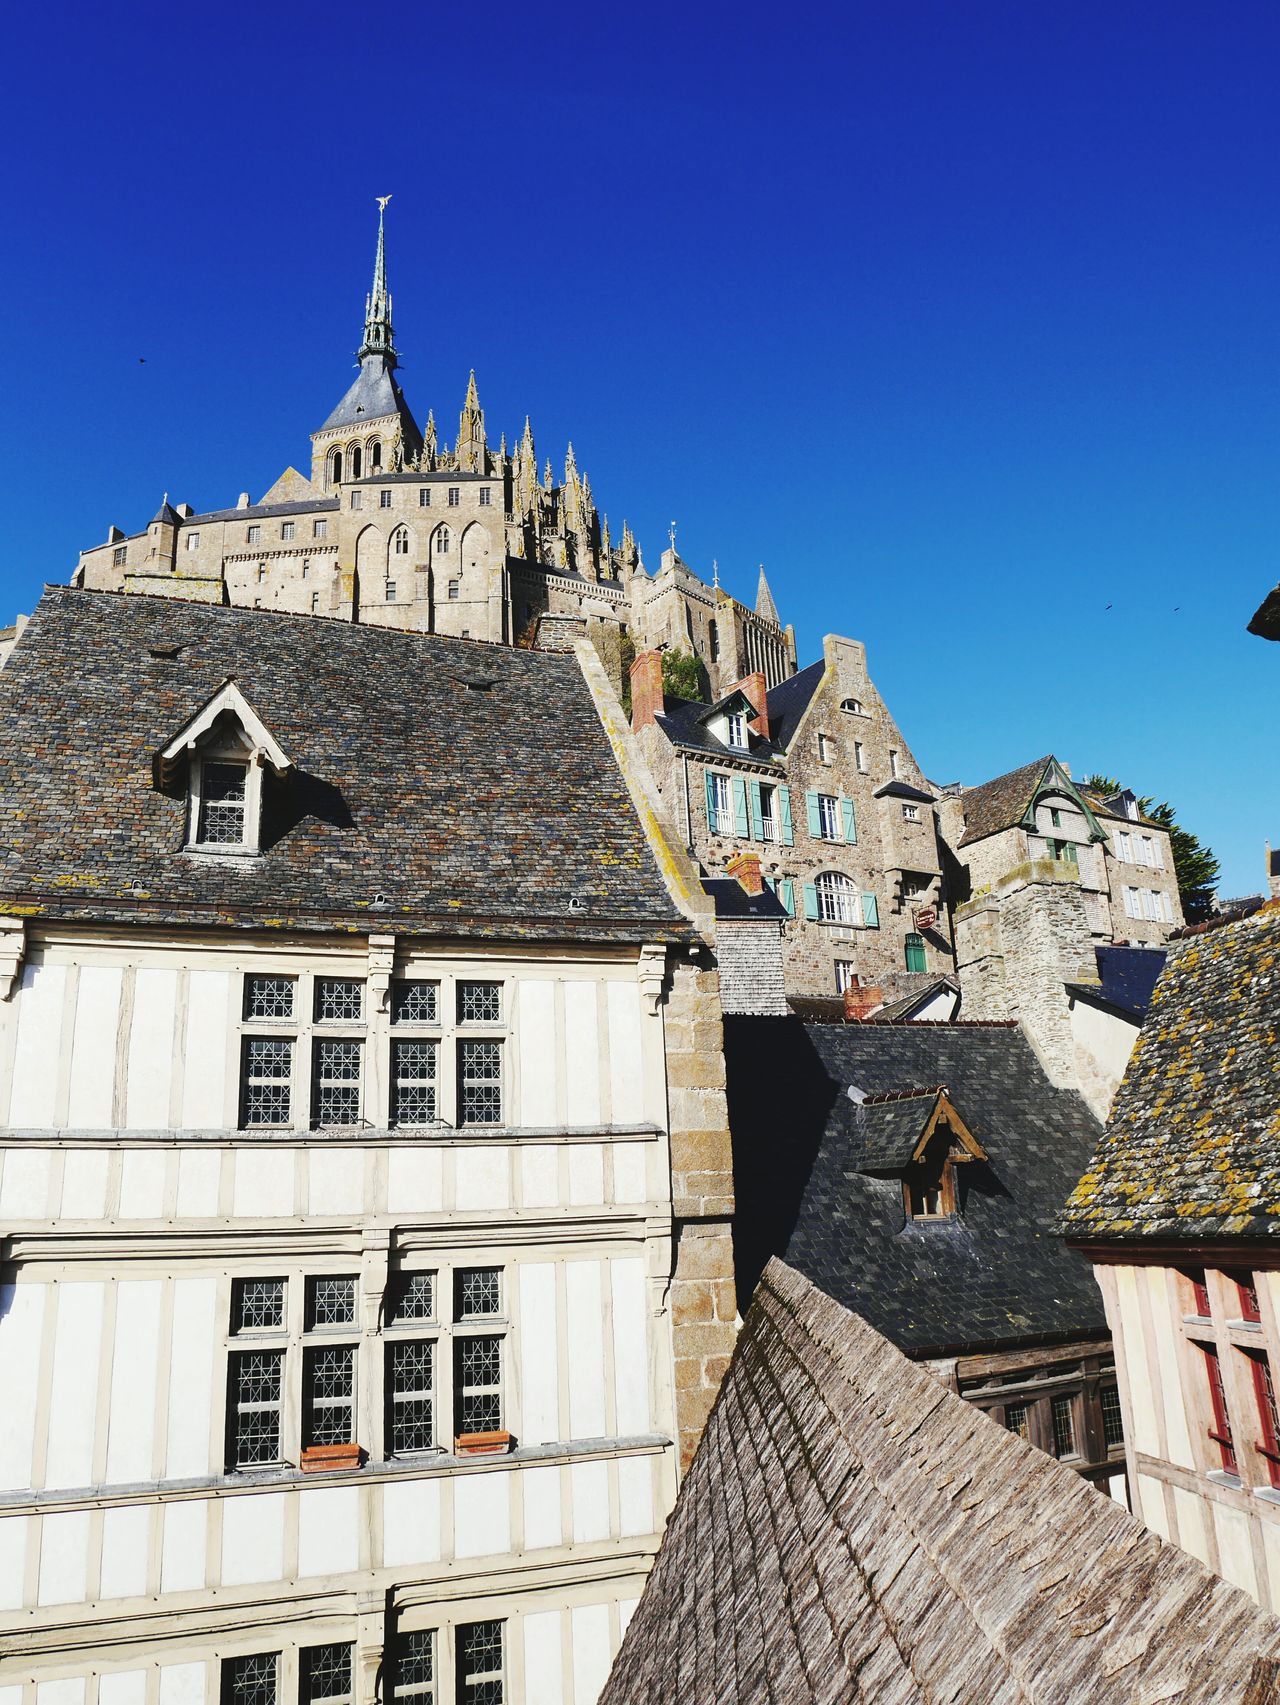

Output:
xmin=1154 ymin=839 xmax=1165 ymax=871
xmin=779 ymin=787 xmax=795 ymax=846
xmin=781 ymin=880 xmax=796 ymax=917
xmin=704 ymin=769 xmax=717 ymax=832
xmin=805 ymin=790 xmax=822 ymax=838
xmin=841 ymin=798 xmax=857 ymax=844
xmin=861 ymin=892 xmax=880 ymax=929
xmin=803 ymin=883 xmax=819 ymax=921
xmin=748 ymin=781 xmax=764 ymax=840
xmin=732 ymin=776 xmax=749 ymax=838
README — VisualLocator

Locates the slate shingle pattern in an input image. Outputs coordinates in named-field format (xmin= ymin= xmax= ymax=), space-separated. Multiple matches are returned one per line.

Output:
xmin=856 ymin=1091 xmax=944 ymax=1171
xmin=1067 ymin=944 xmax=1167 ymax=1020
xmin=955 ymin=755 xmax=1051 ymax=846
xmin=0 ymin=589 xmax=690 ymax=944
xmin=1062 ymin=902 xmax=1280 ymax=1241
xmin=601 ymin=1259 xmax=1280 ymax=1705
xmin=723 ymin=1017 xmax=1107 ymax=1354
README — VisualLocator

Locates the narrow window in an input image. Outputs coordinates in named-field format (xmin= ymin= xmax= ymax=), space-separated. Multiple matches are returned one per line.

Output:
xmin=1051 ymin=1394 xmax=1077 ymax=1458
xmin=710 ymin=773 xmax=731 ymax=833
xmin=221 ymin=1653 xmax=278 ymax=1705
xmin=371 ymin=443 xmax=383 ymax=471
xmin=479 ymin=487 xmax=492 ymax=507
xmin=816 ymin=794 xmax=840 ymax=839
xmin=1117 ymin=832 xmax=1132 ymax=862
xmin=1004 ymin=1402 xmax=1030 ymax=1441
xmin=330 ymin=450 xmax=343 ymax=487
xmin=436 ymin=526 xmax=452 ymax=555
xmin=394 ymin=1630 xmax=437 ymax=1705
xmin=228 ymin=1342 xmax=285 ymax=1466
xmin=447 ymin=487 xmax=460 ymax=508
xmin=458 ymin=1041 xmax=502 ymax=1125
xmin=351 ymin=447 xmax=362 ymax=480
xmin=1050 ymin=807 xmax=1062 ymax=827
xmin=817 ymin=732 xmax=833 ymax=763
xmin=311 ymin=592 xmax=320 ymax=612
xmin=302 ymin=560 xmax=310 ymax=579
xmin=834 ymin=960 xmax=857 ymax=994
xmin=247 ymin=525 xmax=262 ymax=543
xmin=726 ymin=711 xmax=748 ymax=748
xmin=380 ymin=490 xmax=393 ymax=509
xmin=303 ymin=1341 xmax=356 ymax=1447
xmin=758 ymin=783 xmax=777 ymax=841
xmin=1202 ymin=1344 xmax=1239 ymax=1474
xmin=419 ymin=488 xmax=432 ymax=507
xmin=1184 ymin=1267 xmax=1212 ymax=1318
xmin=709 ymin=618 xmax=719 ymax=660
xmin=314 ymin=518 xmax=328 ymax=539
xmin=113 ymin=545 xmax=127 ymax=566
xmin=300 ymin=1645 xmax=353 ymax=1705
xmin=854 ymin=740 xmax=867 ymax=772
xmin=351 ymin=491 xmax=363 ymax=511
xmin=281 ymin=521 xmax=295 ymax=540
xmin=889 ymin=748 xmax=900 ymax=778
xmin=312 ymin=1039 xmax=361 ymax=1126
xmin=905 ymin=933 xmax=927 ymax=973
xmin=1100 ymin=1384 xmax=1125 ymax=1449
xmin=186 ymin=532 xmax=200 ymax=551
xmin=387 ymin=1278 xmax=436 ymax=1456
xmin=1248 ymin=1351 xmax=1280 ymax=1488
xmin=197 ymin=761 xmax=248 ymax=844
xmin=241 ymin=1037 xmax=293 ymax=1127
xmin=393 ymin=979 xmax=439 ymax=1024
xmin=258 ymin=563 xmax=267 ymax=583
xmin=457 ymin=1622 xmax=504 ymax=1705
xmin=386 ymin=580 xmax=397 ymax=602
xmin=392 ymin=1040 xmax=437 ymax=1126
xmin=393 ymin=526 xmax=410 ymax=554
xmin=457 ymin=981 xmax=501 ymax=1024
xmin=1233 ymin=1270 xmax=1262 ymax=1323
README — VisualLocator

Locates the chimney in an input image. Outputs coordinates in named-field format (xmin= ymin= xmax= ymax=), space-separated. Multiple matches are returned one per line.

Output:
xmin=725 ymin=851 xmax=764 ymax=896
xmin=630 ymin=650 xmax=665 ymax=732
xmin=843 ymin=984 xmax=883 ymax=1022
xmin=732 ymin=671 xmax=769 ymax=739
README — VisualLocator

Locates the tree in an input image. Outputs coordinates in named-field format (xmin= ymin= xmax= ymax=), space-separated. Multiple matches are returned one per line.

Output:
xmin=661 ymin=648 xmax=706 ymax=703
xmin=1083 ymin=776 xmax=1220 ymax=924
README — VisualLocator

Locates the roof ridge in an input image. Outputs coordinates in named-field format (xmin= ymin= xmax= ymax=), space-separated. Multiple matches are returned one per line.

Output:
xmin=860 ymin=1084 xmax=947 ymax=1105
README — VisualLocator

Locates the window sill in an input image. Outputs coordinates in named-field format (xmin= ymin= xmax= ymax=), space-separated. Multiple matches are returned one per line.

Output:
xmin=1253 ymin=1486 xmax=1280 ymax=1507
xmin=181 ymin=843 xmax=261 ymax=861
xmin=1207 ymin=1470 xmax=1244 ymax=1489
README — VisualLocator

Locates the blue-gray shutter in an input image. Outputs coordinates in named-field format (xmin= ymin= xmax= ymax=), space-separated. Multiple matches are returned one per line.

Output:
xmin=704 ymin=769 xmax=717 ymax=832
xmin=732 ymin=776 xmax=749 ymax=838
xmin=781 ymin=880 xmax=796 ymax=917
xmin=803 ymin=883 xmax=819 ymax=921
xmin=748 ymin=780 xmax=764 ymax=840
xmin=805 ymin=790 xmax=822 ymax=838
xmin=861 ymin=892 xmax=880 ymax=928
xmin=841 ymin=798 xmax=857 ymax=844
xmin=779 ymin=787 xmax=795 ymax=846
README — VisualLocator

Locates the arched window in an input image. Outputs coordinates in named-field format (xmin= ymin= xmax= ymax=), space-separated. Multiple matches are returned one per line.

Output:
xmin=370 ymin=440 xmax=382 ymax=471
xmin=814 ymin=871 xmax=859 ymax=925
xmin=841 ymin=697 xmax=864 ymax=715
xmin=350 ymin=445 xmax=363 ymax=481
xmin=391 ymin=527 xmax=410 ymax=556
xmin=330 ymin=449 xmax=342 ymax=487
xmin=905 ymin=932 xmax=927 ymax=973
xmin=434 ymin=525 xmax=451 ymax=556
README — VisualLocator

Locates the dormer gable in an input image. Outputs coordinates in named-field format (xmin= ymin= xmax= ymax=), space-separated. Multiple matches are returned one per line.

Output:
xmin=852 ymin=1085 xmax=987 ymax=1219
xmin=156 ymin=680 xmax=293 ymax=855
xmin=697 ymin=687 xmax=764 ymax=754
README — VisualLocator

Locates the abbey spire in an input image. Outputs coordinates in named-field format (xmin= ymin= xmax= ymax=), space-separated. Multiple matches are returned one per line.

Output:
xmin=756 ymin=565 xmax=781 ymax=625
xmin=358 ymin=196 xmax=398 ymax=368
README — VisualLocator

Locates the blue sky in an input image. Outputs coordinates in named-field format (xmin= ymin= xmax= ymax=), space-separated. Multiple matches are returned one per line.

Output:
xmin=1 ymin=2 xmax=1275 ymax=892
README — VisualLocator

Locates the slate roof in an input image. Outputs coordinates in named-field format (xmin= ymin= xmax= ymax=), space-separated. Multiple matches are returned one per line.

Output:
xmin=1249 ymin=583 xmax=1280 ymax=641
xmin=723 ymin=1017 xmax=1107 ymax=1355
xmin=763 ymin=658 xmax=823 ymax=750
xmin=871 ymin=975 xmax=960 ymax=1022
xmin=1066 ymin=944 xmax=1167 ymax=1020
xmin=856 ymin=1089 xmax=947 ymax=1170
xmin=601 ymin=1259 xmax=1280 ymax=1705
xmin=701 ymin=878 xmax=787 ymax=920
xmin=653 ymin=698 xmax=782 ymax=767
xmin=955 ymin=755 xmax=1052 ymax=846
xmin=1062 ymin=903 xmax=1280 ymax=1242
xmin=320 ymin=354 xmax=418 ymax=434
xmin=0 ymin=588 xmax=692 ymax=945
xmin=190 ymin=498 xmax=340 ymax=525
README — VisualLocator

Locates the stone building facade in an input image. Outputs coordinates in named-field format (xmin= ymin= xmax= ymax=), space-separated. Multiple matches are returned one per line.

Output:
xmin=630 ymin=633 xmax=954 ymax=1000
xmin=0 ymin=590 xmax=737 ymax=1705
xmin=72 ymin=206 xmax=794 ymax=701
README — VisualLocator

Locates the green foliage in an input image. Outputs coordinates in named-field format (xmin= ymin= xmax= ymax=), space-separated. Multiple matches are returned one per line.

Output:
xmin=662 ymin=648 xmax=706 ymax=703
xmin=618 ymin=632 xmax=637 ymax=716
xmin=1083 ymin=776 xmax=1220 ymax=923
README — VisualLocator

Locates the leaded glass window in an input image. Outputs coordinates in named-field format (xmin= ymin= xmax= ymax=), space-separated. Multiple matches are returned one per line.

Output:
xmin=392 ymin=1040 xmax=437 ymax=1126
xmin=221 ymin=1652 xmax=278 ymax=1705
xmin=198 ymin=761 xmax=248 ymax=844
xmin=1100 ymin=1384 xmax=1124 ymax=1448
xmin=244 ymin=975 xmax=295 ymax=1020
xmin=456 ymin=1268 xmax=501 ymax=1320
xmin=388 ymin=1338 xmax=435 ymax=1453
xmin=390 ymin=1272 xmax=436 ymax=1323
xmin=312 ymin=1038 xmax=361 ymax=1126
xmin=229 ymin=1348 xmax=284 ymax=1466
xmin=307 ymin=1275 xmax=356 ymax=1329
xmin=1004 ymin=1402 xmax=1029 ymax=1441
xmin=458 ymin=1041 xmax=501 ymax=1126
xmin=455 ymin=1335 xmax=502 ymax=1433
xmin=301 ymin=1645 xmax=353 ymax=1705
xmin=457 ymin=981 xmax=501 ymax=1025
xmin=233 ymin=1277 xmax=285 ymax=1333
xmin=395 ymin=1630 xmax=436 ymax=1705
xmin=392 ymin=980 xmax=439 ymax=1024
xmin=242 ymin=1036 xmax=293 ymax=1127
xmin=303 ymin=1343 xmax=356 ymax=1447
xmin=1051 ymin=1393 xmax=1077 ymax=1458
xmin=315 ymin=978 xmax=364 ymax=1022
xmin=458 ymin=1620 xmax=504 ymax=1705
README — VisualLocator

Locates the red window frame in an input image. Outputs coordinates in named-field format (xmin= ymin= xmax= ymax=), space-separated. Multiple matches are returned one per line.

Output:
xmin=1202 ymin=1344 xmax=1239 ymax=1475
xmin=1182 ymin=1266 xmax=1212 ymax=1318
xmin=1248 ymin=1351 xmax=1280 ymax=1490
xmin=1230 ymin=1269 xmax=1262 ymax=1324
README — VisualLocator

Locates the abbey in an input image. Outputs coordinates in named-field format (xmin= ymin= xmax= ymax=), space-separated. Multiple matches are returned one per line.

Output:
xmin=74 ymin=206 xmax=796 ymax=701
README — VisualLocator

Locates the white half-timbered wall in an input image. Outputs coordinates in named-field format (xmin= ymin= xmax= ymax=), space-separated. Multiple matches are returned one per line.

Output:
xmin=0 ymin=928 xmax=679 ymax=1705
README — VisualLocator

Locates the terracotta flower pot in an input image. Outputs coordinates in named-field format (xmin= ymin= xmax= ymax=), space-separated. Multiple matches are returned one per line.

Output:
xmin=454 ymin=1429 xmax=514 ymax=1457
xmin=300 ymin=1442 xmax=363 ymax=1473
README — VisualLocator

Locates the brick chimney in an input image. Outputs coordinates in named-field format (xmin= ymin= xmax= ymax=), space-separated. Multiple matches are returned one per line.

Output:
xmin=630 ymin=651 xmax=665 ymax=732
xmin=725 ymin=851 xmax=764 ymax=896
xmin=843 ymin=984 xmax=884 ymax=1022
xmin=732 ymin=671 xmax=769 ymax=739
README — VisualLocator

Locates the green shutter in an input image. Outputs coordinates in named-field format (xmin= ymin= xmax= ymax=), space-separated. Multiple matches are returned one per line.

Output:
xmin=803 ymin=883 xmax=819 ymax=921
xmin=704 ymin=769 xmax=717 ymax=832
xmin=779 ymin=787 xmax=795 ymax=846
xmin=805 ymin=790 xmax=822 ymax=838
xmin=732 ymin=776 xmax=749 ymax=838
xmin=781 ymin=880 xmax=796 ymax=917
xmin=841 ymin=798 xmax=857 ymax=844
xmin=861 ymin=892 xmax=880 ymax=929
xmin=748 ymin=780 xmax=764 ymax=841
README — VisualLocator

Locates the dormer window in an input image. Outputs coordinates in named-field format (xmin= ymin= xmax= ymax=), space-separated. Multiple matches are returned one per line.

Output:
xmin=855 ymin=1087 xmax=987 ymax=1223
xmin=157 ymin=681 xmax=293 ymax=859
xmin=841 ymin=697 xmax=864 ymax=715
xmin=726 ymin=711 xmax=748 ymax=749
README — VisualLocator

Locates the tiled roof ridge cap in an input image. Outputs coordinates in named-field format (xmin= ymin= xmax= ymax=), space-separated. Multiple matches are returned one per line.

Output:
xmin=807 ymin=1016 xmax=1022 ymax=1029
xmin=1170 ymin=895 xmax=1278 ymax=941
xmin=860 ymin=1084 xmax=947 ymax=1106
